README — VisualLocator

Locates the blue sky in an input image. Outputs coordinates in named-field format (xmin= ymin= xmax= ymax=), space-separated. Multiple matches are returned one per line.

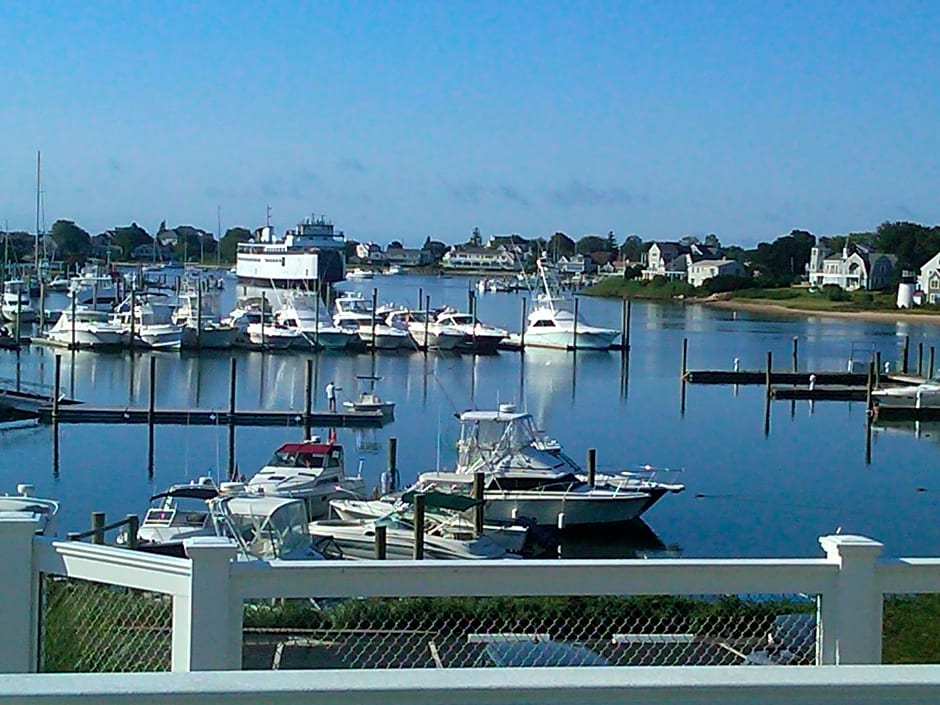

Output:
xmin=1 ymin=1 xmax=939 ymax=247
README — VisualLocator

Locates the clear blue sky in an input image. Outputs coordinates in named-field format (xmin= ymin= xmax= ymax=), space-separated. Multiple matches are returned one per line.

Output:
xmin=2 ymin=1 xmax=939 ymax=247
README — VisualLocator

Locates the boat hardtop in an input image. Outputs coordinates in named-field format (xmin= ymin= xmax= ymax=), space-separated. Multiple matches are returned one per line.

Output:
xmin=0 ymin=484 xmax=59 ymax=536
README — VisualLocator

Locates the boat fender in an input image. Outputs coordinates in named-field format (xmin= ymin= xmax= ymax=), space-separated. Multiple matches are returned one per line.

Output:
xmin=557 ymin=512 xmax=566 ymax=530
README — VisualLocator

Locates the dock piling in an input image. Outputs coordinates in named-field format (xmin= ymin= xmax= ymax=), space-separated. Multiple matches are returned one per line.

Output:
xmin=412 ymin=493 xmax=425 ymax=560
xmin=371 ymin=287 xmax=378 ymax=353
xmin=387 ymin=437 xmax=398 ymax=492
xmin=519 ymin=298 xmax=527 ymax=351
xmin=52 ymin=354 xmax=61 ymax=422
xmin=228 ymin=358 xmax=237 ymax=479
xmin=792 ymin=337 xmax=799 ymax=373
xmin=125 ymin=514 xmax=139 ymax=550
xmin=572 ymin=298 xmax=579 ymax=352
xmin=680 ymin=338 xmax=688 ymax=379
xmin=765 ymin=351 xmax=773 ymax=399
xmin=473 ymin=472 xmax=484 ymax=534
xmin=374 ymin=524 xmax=387 ymax=560
xmin=866 ymin=361 xmax=875 ymax=414
xmin=91 ymin=512 xmax=106 ymax=545
xmin=902 ymin=335 xmax=910 ymax=373
xmin=303 ymin=359 xmax=313 ymax=438
xmin=931 ymin=347 xmax=936 ymax=380
xmin=587 ymin=448 xmax=597 ymax=487
xmin=623 ymin=299 xmax=631 ymax=353
xmin=918 ymin=342 xmax=924 ymax=376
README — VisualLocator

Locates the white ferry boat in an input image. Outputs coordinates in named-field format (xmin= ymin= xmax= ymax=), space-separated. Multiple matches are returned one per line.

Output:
xmin=235 ymin=214 xmax=346 ymax=289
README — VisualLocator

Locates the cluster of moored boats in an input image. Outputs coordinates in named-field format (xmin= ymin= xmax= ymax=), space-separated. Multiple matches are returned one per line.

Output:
xmin=3 ymin=404 xmax=684 ymax=561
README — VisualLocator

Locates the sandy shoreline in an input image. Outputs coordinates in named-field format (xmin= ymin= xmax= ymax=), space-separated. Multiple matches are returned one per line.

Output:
xmin=698 ymin=298 xmax=940 ymax=325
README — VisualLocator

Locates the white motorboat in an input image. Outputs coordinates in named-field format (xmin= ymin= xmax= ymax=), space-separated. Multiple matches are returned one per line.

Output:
xmin=1 ymin=279 xmax=37 ymax=323
xmin=45 ymin=307 xmax=128 ymax=349
xmin=46 ymin=274 xmax=71 ymax=292
xmin=342 ymin=375 xmax=395 ymax=416
xmin=435 ymin=309 xmax=508 ymax=354
xmin=246 ymin=436 xmax=367 ymax=520
xmin=346 ymin=268 xmax=374 ymax=280
xmin=873 ymin=379 xmax=940 ymax=409
xmin=522 ymin=261 xmax=619 ymax=350
xmin=274 ymin=290 xmax=358 ymax=350
xmin=309 ymin=511 xmax=512 ymax=560
xmin=134 ymin=479 xmax=323 ymax=561
xmin=67 ymin=267 xmax=119 ymax=311
xmin=226 ymin=297 xmax=299 ymax=349
xmin=112 ymin=292 xmax=183 ymax=350
xmin=0 ymin=483 xmax=59 ymax=536
xmin=412 ymin=403 xmax=680 ymax=529
xmin=329 ymin=494 xmax=529 ymax=554
xmin=173 ymin=283 xmax=237 ymax=349
xmin=385 ymin=309 xmax=467 ymax=351
xmin=333 ymin=292 xmax=410 ymax=349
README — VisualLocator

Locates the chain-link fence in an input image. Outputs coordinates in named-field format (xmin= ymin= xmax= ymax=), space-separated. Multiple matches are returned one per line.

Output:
xmin=242 ymin=594 xmax=817 ymax=669
xmin=883 ymin=594 xmax=940 ymax=664
xmin=38 ymin=574 xmax=172 ymax=672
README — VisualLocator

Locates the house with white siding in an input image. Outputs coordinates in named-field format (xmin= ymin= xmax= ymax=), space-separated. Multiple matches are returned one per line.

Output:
xmin=918 ymin=252 xmax=940 ymax=304
xmin=687 ymin=259 xmax=746 ymax=287
xmin=806 ymin=245 xmax=896 ymax=291
xmin=441 ymin=245 xmax=517 ymax=271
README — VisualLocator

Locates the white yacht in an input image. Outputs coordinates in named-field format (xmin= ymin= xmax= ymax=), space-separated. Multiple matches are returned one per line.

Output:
xmin=522 ymin=261 xmax=619 ymax=350
xmin=0 ymin=484 xmax=59 ymax=536
xmin=225 ymin=297 xmax=299 ymax=350
xmin=245 ymin=437 xmax=367 ymax=520
xmin=172 ymin=283 xmax=238 ymax=349
xmin=274 ymin=290 xmax=358 ymax=350
xmin=1 ymin=279 xmax=37 ymax=323
xmin=333 ymin=292 xmax=410 ymax=349
xmin=68 ymin=269 xmax=119 ymax=312
xmin=134 ymin=477 xmax=220 ymax=551
xmin=345 ymin=268 xmax=374 ymax=280
xmin=435 ymin=309 xmax=508 ymax=354
xmin=385 ymin=309 xmax=467 ymax=351
xmin=112 ymin=292 xmax=183 ymax=350
xmin=45 ymin=307 xmax=128 ymax=349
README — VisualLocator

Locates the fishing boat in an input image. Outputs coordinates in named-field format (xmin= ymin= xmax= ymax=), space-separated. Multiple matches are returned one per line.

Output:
xmin=385 ymin=309 xmax=467 ymax=351
xmin=1 ymin=279 xmax=37 ymax=323
xmin=245 ymin=437 xmax=367 ymax=520
xmin=522 ymin=260 xmax=619 ymax=350
xmin=342 ymin=375 xmax=395 ymax=416
xmin=225 ymin=297 xmax=299 ymax=350
xmin=67 ymin=267 xmax=119 ymax=312
xmin=112 ymin=292 xmax=183 ymax=350
xmin=273 ymin=290 xmax=358 ymax=350
xmin=0 ymin=484 xmax=59 ymax=536
xmin=172 ymin=281 xmax=238 ymax=349
xmin=333 ymin=292 xmax=410 ymax=349
xmin=435 ymin=308 xmax=508 ymax=354
xmin=44 ymin=307 xmax=128 ymax=349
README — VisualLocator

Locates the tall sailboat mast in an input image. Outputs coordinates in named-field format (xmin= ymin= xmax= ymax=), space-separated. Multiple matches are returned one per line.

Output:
xmin=34 ymin=151 xmax=41 ymax=277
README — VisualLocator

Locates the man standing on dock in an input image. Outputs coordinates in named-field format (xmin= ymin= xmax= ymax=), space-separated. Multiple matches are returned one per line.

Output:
xmin=326 ymin=381 xmax=337 ymax=412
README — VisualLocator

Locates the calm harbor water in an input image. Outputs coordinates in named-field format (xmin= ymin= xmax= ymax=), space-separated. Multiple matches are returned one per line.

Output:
xmin=2 ymin=272 xmax=939 ymax=559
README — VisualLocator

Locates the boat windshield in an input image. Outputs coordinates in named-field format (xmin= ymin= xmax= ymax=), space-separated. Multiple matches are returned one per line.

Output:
xmin=267 ymin=450 xmax=326 ymax=468
xmin=458 ymin=416 xmax=539 ymax=468
xmin=229 ymin=502 xmax=310 ymax=559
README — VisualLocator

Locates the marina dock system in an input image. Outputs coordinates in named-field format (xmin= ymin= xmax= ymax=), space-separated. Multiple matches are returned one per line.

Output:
xmin=37 ymin=406 xmax=384 ymax=427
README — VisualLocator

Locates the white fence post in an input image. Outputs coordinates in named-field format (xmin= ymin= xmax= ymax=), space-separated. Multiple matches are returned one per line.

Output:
xmin=172 ymin=537 xmax=240 ymax=672
xmin=819 ymin=534 xmax=884 ymax=665
xmin=0 ymin=514 xmax=40 ymax=673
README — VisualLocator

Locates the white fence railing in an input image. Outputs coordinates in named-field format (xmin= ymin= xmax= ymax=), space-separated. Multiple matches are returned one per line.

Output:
xmin=3 ymin=513 xmax=940 ymax=699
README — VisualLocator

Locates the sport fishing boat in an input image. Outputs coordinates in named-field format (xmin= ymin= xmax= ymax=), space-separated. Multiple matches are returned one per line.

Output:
xmin=112 ymin=292 xmax=183 ymax=350
xmin=385 ymin=309 xmax=467 ymax=351
xmin=172 ymin=281 xmax=238 ymax=349
xmin=273 ymin=290 xmax=358 ymax=350
xmin=522 ymin=260 xmax=619 ymax=350
xmin=414 ymin=404 xmax=681 ymax=529
xmin=236 ymin=214 xmax=346 ymax=289
xmin=333 ymin=292 xmax=410 ymax=349
xmin=434 ymin=308 xmax=508 ymax=354
xmin=67 ymin=266 xmax=119 ymax=312
xmin=245 ymin=437 xmax=366 ymax=520
xmin=45 ymin=307 xmax=128 ymax=349
xmin=1 ymin=279 xmax=37 ymax=323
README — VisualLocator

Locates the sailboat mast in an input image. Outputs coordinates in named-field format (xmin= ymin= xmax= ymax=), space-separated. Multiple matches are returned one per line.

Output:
xmin=34 ymin=151 xmax=41 ymax=277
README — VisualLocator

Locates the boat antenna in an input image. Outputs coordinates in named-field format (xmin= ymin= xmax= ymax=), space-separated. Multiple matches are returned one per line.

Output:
xmin=34 ymin=151 xmax=41 ymax=274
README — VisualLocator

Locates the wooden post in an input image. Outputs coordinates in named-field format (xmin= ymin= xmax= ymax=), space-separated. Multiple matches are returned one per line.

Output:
xmin=930 ymin=346 xmax=936 ymax=380
xmin=369 ymin=287 xmax=378 ymax=352
xmin=917 ymin=341 xmax=924 ymax=377
xmin=473 ymin=471 xmax=484 ymax=535
xmin=38 ymin=280 xmax=45 ymax=329
xmin=260 ymin=292 xmax=267 ymax=349
xmin=519 ymin=297 xmax=527 ymax=351
xmin=412 ymin=493 xmax=425 ymax=560
xmin=314 ymin=279 xmax=321 ymax=345
xmin=92 ymin=512 xmax=106 ymax=545
xmin=418 ymin=287 xmax=423 ymax=312
xmin=424 ymin=294 xmax=431 ymax=353
xmin=196 ymin=274 xmax=203 ymax=350
xmin=125 ymin=514 xmax=139 ymax=550
xmin=52 ymin=354 xmax=61 ymax=421
xmin=792 ymin=337 xmax=799 ymax=373
xmin=587 ymin=448 xmax=597 ymax=487
xmin=902 ymin=335 xmax=910 ymax=373
xmin=866 ymin=360 xmax=875 ymax=414
xmin=875 ymin=351 xmax=882 ymax=387
xmin=387 ymin=437 xmax=398 ymax=492
xmin=304 ymin=358 xmax=313 ymax=438
xmin=765 ymin=351 xmax=773 ymax=398
xmin=148 ymin=356 xmax=156 ymax=426
xmin=70 ymin=291 xmax=77 ymax=350
xmin=680 ymin=337 xmax=688 ymax=379
xmin=374 ymin=524 xmax=387 ymax=560
xmin=228 ymin=357 xmax=237 ymax=479
xmin=572 ymin=297 xmax=579 ymax=352
xmin=621 ymin=299 xmax=631 ymax=353
xmin=14 ymin=289 xmax=20 ymax=343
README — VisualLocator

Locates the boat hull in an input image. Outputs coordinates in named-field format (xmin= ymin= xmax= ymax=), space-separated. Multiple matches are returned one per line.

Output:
xmin=181 ymin=326 xmax=238 ymax=350
xmin=46 ymin=329 xmax=127 ymax=349
xmin=482 ymin=490 xmax=649 ymax=528
xmin=523 ymin=329 xmax=619 ymax=351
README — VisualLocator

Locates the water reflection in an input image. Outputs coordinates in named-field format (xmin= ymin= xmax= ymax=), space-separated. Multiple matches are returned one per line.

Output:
xmin=556 ymin=520 xmax=679 ymax=559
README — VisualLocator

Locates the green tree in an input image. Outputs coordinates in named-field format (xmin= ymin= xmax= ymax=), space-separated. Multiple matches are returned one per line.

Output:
xmin=619 ymin=235 xmax=645 ymax=263
xmin=605 ymin=230 xmax=617 ymax=252
xmin=469 ymin=227 xmax=482 ymax=247
xmin=219 ymin=227 xmax=252 ymax=262
xmin=576 ymin=235 xmax=608 ymax=256
xmin=547 ymin=231 xmax=575 ymax=260
xmin=388 ymin=240 xmax=403 ymax=250
xmin=50 ymin=219 xmax=92 ymax=265
xmin=112 ymin=223 xmax=152 ymax=258
xmin=874 ymin=221 xmax=940 ymax=270
xmin=704 ymin=233 xmax=721 ymax=249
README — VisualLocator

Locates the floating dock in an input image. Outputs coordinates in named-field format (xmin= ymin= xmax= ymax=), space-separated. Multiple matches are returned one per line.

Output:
xmin=37 ymin=406 xmax=385 ymax=427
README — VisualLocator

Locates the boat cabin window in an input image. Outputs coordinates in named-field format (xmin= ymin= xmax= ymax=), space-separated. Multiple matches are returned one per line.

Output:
xmin=532 ymin=319 xmax=556 ymax=327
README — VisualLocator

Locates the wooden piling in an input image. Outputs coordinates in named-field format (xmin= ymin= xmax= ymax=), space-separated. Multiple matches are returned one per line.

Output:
xmin=52 ymin=354 xmax=61 ymax=421
xmin=387 ymin=437 xmax=398 ymax=492
xmin=424 ymin=294 xmax=431 ymax=354
xmin=765 ymin=351 xmax=773 ymax=399
xmin=875 ymin=351 xmax=882 ymax=387
xmin=148 ymin=356 xmax=156 ymax=425
xmin=130 ymin=289 xmax=136 ymax=348
xmin=228 ymin=357 xmax=237 ymax=479
xmin=465 ymin=471 xmax=483 ymax=532
xmin=680 ymin=338 xmax=689 ymax=379
xmin=261 ymin=292 xmax=267 ymax=349
xmin=196 ymin=275 xmax=203 ymax=350
xmin=572 ymin=298 xmax=579 ymax=352
xmin=70 ymin=293 xmax=77 ymax=349
xmin=125 ymin=514 xmax=139 ymax=550
xmin=520 ymin=298 xmax=527 ymax=350
xmin=92 ymin=512 xmax=106 ymax=545
xmin=374 ymin=524 xmax=387 ymax=560
xmin=930 ymin=346 xmax=936 ymax=380
xmin=304 ymin=358 xmax=313 ymax=438
xmin=866 ymin=360 xmax=875 ymax=414
xmin=918 ymin=342 xmax=924 ymax=376
xmin=587 ymin=448 xmax=597 ymax=487
xmin=412 ymin=493 xmax=425 ymax=560
xmin=792 ymin=337 xmax=799 ymax=373
xmin=622 ymin=299 xmax=631 ymax=353
xmin=902 ymin=335 xmax=910 ymax=373
xmin=371 ymin=287 xmax=378 ymax=352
